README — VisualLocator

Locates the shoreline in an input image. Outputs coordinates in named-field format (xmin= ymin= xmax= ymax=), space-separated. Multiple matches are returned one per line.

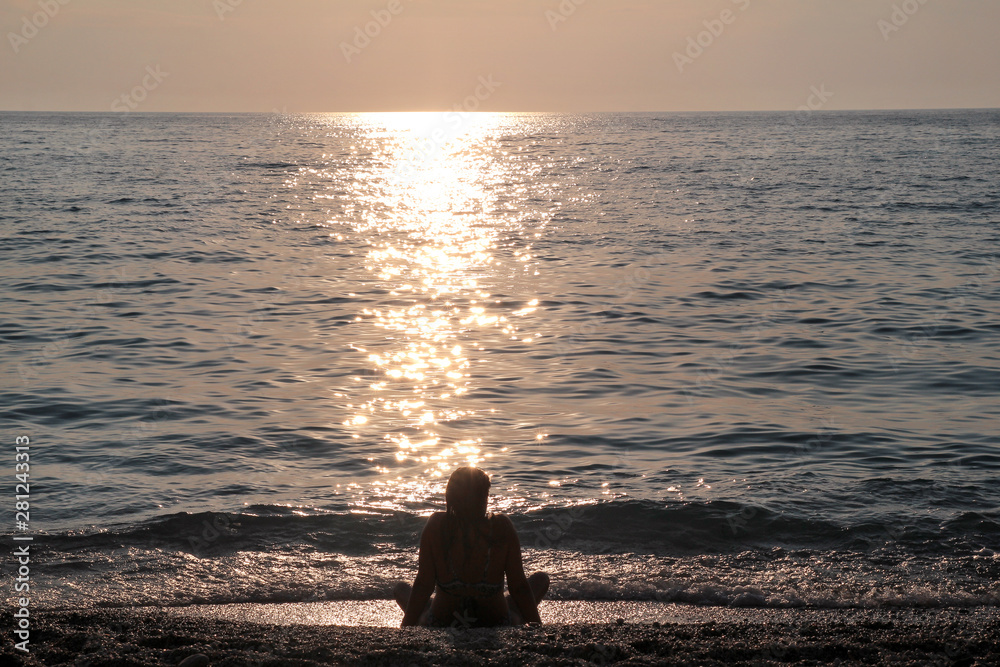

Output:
xmin=4 ymin=604 xmax=997 ymax=666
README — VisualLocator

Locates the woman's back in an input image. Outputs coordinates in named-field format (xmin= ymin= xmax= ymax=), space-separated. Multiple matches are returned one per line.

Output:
xmin=437 ymin=512 xmax=505 ymax=595
xmin=428 ymin=512 xmax=511 ymax=626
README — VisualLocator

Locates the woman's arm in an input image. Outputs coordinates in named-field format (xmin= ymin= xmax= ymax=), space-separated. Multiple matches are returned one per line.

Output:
xmin=502 ymin=515 xmax=541 ymax=625
xmin=401 ymin=515 xmax=439 ymax=627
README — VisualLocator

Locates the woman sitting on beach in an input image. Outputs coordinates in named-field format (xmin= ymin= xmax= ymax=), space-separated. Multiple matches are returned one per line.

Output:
xmin=394 ymin=466 xmax=549 ymax=628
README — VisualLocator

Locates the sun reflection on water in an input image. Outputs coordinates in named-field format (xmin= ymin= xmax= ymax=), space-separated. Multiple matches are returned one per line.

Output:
xmin=328 ymin=113 xmax=542 ymax=505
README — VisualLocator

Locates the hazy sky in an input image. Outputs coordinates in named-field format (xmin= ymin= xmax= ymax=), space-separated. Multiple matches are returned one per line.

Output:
xmin=1 ymin=0 xmax=998 ymax=112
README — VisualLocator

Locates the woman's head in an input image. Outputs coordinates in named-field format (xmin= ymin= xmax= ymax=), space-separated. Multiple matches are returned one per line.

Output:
xmin=445 ymin=466 xmax=490 ymax=521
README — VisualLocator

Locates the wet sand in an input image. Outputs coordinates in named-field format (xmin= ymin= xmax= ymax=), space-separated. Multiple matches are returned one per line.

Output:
xmin=3 ymin=605 xmax=997 ymax=666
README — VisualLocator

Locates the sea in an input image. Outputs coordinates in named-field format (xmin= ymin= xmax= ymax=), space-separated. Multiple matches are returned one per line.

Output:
xmin=1 ymin=110 xmax=998 ymax=613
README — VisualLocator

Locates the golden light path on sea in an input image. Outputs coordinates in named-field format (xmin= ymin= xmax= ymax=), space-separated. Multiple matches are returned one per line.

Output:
xmin=332 ymin=113 xmax=541 ymax=510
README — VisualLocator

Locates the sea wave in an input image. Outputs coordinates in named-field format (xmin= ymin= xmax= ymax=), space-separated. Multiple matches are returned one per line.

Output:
xmin=28 ymin=498 xmax=1000 ymax=561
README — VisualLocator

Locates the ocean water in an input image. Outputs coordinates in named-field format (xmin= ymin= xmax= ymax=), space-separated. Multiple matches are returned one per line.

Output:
xmin=2 ymin=110 xmax=998 ymax=612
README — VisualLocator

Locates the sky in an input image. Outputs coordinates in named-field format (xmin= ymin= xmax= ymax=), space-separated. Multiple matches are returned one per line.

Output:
xmin=1 ymin=0 xmax=998 ymax=112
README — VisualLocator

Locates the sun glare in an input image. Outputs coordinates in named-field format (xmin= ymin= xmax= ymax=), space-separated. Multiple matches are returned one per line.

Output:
xmin=326 ymin=112 xmax=535 ymax=504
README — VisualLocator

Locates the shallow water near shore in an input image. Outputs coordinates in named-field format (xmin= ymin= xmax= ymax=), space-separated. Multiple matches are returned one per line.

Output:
xmin=1 ymin=110 xmax=998 ymax=612
xmin=171 ymin=600 xmax=696 ymax=627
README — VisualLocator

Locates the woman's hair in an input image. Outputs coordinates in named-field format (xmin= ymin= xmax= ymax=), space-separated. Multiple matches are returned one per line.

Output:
xmin=443 ymin=467 xmax=492 ymax=564
xmin=445 ymin=466 xmax=491 ymax=522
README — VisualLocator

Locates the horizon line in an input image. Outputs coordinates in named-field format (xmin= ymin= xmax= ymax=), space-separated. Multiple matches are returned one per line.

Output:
xmin=1 ymin=106 xmax=998 ymax=115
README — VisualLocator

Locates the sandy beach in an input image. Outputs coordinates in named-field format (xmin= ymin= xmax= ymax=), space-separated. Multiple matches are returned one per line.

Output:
xmin=4 ymin=604 xmax=997 ymax=666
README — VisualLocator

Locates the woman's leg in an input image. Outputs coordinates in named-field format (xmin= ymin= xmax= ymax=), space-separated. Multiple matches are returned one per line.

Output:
xmin=394 ymin=582 xmax=434 ymax=625
xmin=528 ymin=572 xmax=550 ymax=603
xmin=507 ymin=571 xmax=550 ymax=624
xmin=393 ymin=582 xmax=411 ymax=611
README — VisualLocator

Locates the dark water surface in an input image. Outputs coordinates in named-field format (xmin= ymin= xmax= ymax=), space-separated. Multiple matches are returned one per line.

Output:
xmin=1 ymin=110 xmax=998 ymax=610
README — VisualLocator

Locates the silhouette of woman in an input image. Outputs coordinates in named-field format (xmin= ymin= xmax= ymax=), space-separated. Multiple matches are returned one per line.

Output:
xmin=393 ymin=466 xmax=549 ymax=627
